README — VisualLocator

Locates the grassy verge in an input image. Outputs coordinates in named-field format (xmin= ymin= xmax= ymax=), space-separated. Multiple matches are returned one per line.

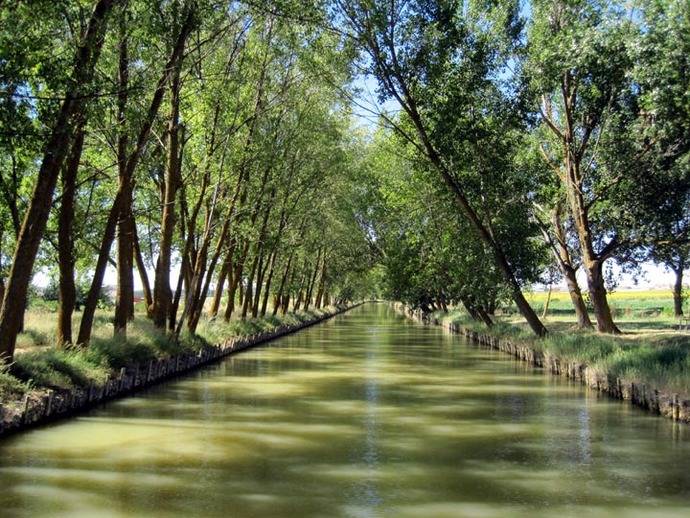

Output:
xmin=1 ymin=305 xmax=339 ymax=407
xmin=433 ymin=307 xmax=690 ymax=397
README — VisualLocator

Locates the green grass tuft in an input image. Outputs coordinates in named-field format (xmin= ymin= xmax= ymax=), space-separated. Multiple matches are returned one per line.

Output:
xmin=12 ymin=349 xmax=109 ymax=390
xmin=541 ymin=333 xmax=619 ymax=363
xmin=0 ymin=362 xmax=31 ymax=400
xmin=88 ymin=336 xmax=158 ymax=370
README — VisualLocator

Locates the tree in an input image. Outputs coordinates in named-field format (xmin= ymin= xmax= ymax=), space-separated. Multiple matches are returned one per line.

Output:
xmin=528 ymin=0 xmax=690 ymax=333
xmin=335 ymin=0 xmax=548 ymax=335
xmin=0 ymin=0 xmax=117 ymax=360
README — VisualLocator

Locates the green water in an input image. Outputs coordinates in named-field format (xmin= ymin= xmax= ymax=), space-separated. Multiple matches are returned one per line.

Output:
xmin=1 ymin=304 xmax=689 ymax=517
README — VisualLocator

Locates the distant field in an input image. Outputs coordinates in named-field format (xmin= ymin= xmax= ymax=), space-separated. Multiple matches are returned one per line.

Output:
xmin=524 ymin=289 xmax=684 ymax=317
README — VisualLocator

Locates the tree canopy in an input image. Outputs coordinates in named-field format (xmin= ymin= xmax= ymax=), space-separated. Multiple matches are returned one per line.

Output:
xmin=0 ymin=0 xmax=688 ymax=362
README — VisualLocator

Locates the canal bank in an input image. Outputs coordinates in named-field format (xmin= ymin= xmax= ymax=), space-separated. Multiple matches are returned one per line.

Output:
xmin=0 ymin=303 xmax=362 ymax=438
xmin=395 ymin=303 xmax=690 ymax=424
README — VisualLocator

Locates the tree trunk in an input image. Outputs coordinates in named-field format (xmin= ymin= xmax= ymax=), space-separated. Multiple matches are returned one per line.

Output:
xmin=76 ymin=6 xmax=195 ymax=346
xmin=0 ymin=230 xmax=4 ymax=310
xmin=0 ymin=0 xmax=115 ymax=360
xmin=293 ymin=261 xmax=308 ymax=312
xmin=555 ymin=180 xmax=611 ymax=332
xmin=132 ymin=222 xmax=153 ymax=315
xmin=225 ymin=240 xmax=249 ymax=321
xmin=294 ymin=275 xmax=306 ymax=311
xmin=568 ymin=193 xmax=619 ymax=333
xmin=169 ymin=254 xmax=187 ymax=330
xmin=437 ymin=162 xmax=545 ymax=335
xmin=209 ymin=251 xmax=231 ymax=317
xmin=477 ymin=307 xmax=493 ymax=327
xmin=224 ymin=268 xmax=240 ymax=321
xmin=241 ymin=252 xmax=259 ymax=319
xmin=561 ymin=71 xmax=618 ymax=334
xmin=304 ymin=251 xmax=322 ymax=312
xmin=547 ymin=205 xmax=593 ymax=329
xmin=114 ymin=12 xmax=132 ymax=336
xmin=57 ymin=127 xmax=84 ymax=347
xmin=273 ymin=254 xmax=293 ymax=316
xmin=77 ymin=190 xmax=120 ymax=345
xmin=252 ymin=249 xmax=267 ymax=318
xmin=673 ymin=260 xmax=684 ymax=317
xmin=176 ymin=241 xmax=208 ymax=336
xmin=186 ymin=219 xmax=232 ymax=333
xmin=260 ymin=249 xmax=278 ymax=316
xmin=562 ymin=264 xmax=591 ymax=328
xmin=282 ymin=267 xmax=296 ymax=314
xmin=152 ymin=61 xmax=183 ymax=330
xmin=584 ymin=260 xmax=620 ymax=334
xmin=569 ymin=174 xmax=620 ymax=334
xmin=541 ymin=284 xmax=552 ymax=320
xmin=314 ymin=259 xmax=326 ymax=309
xmin=460 ymin=296 xmax=481 ymax=321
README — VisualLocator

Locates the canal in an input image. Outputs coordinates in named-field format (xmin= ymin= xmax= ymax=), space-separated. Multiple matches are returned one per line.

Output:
xmin=1 ymin=303 xmax=689 ymax=517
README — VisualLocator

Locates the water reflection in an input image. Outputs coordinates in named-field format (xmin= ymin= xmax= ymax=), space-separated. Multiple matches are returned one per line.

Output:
xmin=0 ymin=304 xmax=689 ymax=517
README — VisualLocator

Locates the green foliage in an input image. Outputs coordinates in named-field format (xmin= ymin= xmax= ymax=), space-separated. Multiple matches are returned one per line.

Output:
xmin=362 ymin=129 xmax=545 ymax=313
xmin=0 ymin=361 xmax=30 ymax=400
xmin=12 ymin=349 xmax=109 ymax=390
xmin=88 ymin=337 xmax=158 ymax=370
xmin=0 ymin=0 xmax=688 ymax=380
xmin=196 ymin=307 xmax=335 ymax=344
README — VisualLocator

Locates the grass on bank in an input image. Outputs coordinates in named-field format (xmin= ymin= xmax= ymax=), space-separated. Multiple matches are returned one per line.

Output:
xmin=0 ymin=302 xmax=338 ymax=405
xmin=434 ymin=303 xmax=690 ymax=397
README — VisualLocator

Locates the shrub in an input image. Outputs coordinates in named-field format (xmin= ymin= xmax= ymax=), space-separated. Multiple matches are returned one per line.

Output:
xmin=542 ymin=333 xmax=619 ymax=363
xmin=89 ymin=336 xmax=157 ymax=369
xmin=12 ymin=349 xmax=109 ymax=390
xmin=0 ymin=362 xmax=30 ymax=400
xmin=600 ymin=344 xmax=689 ymax=392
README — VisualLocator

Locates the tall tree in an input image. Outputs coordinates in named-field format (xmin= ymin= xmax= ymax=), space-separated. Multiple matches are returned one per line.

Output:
xmin=0 ymin=0 xmax=117 ymax=360
xmin=336 ymin=0 xmax=548 ymax=335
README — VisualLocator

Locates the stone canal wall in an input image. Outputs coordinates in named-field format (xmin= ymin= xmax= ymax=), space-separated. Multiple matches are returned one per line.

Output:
xmin=396 ymin=304 xmax=690 ymax=424
xmin=0 ymin=303 xmax=362 ymax=438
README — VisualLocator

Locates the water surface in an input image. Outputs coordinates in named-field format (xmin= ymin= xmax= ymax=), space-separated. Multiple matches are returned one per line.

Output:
xmin=1 ymin=304 xmax=689 ymax=517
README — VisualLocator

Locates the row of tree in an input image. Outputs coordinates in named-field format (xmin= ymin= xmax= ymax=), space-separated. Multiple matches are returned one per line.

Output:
xmin=337 ymin=0 xmax=690 ymax=335
xmin=2 ymin=0 xmax=688 ymax=365
xmin=0 ymin=0 xmax=375 ymax=362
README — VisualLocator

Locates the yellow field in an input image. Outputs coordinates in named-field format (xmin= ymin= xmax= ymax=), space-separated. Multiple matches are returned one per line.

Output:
xmin=525 ymin=289 xmax=675 ymax=304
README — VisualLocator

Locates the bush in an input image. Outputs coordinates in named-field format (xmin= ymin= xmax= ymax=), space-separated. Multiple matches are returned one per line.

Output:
xmin=41 ymin=278 xmax=60 ymax=302
xmin=89 ymin=336 xmax=157 ymax=369
xmin=542 ymin=333 xmax=619 ymax=363
xmin=12 ymin=349 xmax=109 ymax=390
xmin=599 ymin=344 xmax=689 ymax=392
xmin=0 ymin=362 xmax=30 ymax=400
